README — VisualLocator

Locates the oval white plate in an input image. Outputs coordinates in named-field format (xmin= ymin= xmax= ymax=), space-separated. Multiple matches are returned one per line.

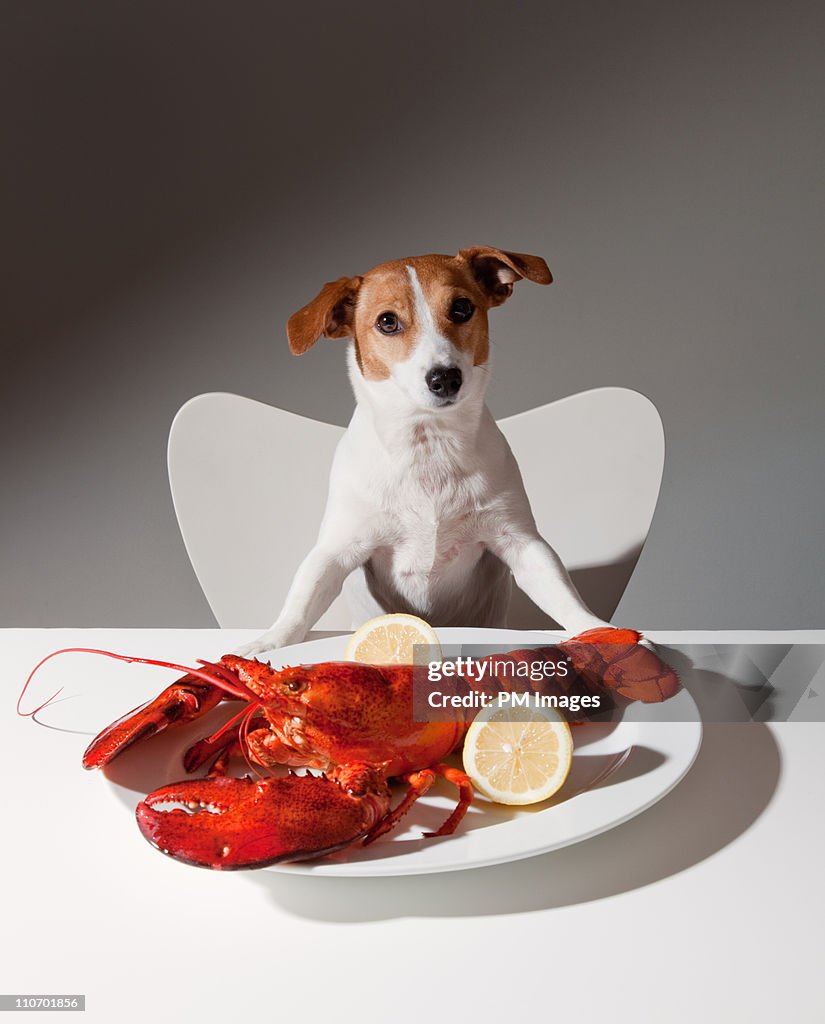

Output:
xmin=88 ymin=628 xmax=701 ymax=877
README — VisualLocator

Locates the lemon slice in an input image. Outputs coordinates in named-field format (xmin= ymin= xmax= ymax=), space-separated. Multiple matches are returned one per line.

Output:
xmin=343 ymin=613 xmax=441 ymax=664
xmin=462 ymin=703 xmax=573 ymax=805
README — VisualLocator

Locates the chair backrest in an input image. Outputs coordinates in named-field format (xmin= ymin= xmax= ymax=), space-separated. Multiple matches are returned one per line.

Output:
xmin=168 ymin=388 xmax=664 ymax=630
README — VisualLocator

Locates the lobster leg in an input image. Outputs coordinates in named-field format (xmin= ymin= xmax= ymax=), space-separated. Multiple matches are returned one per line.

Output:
xmin=136 ymin=765 xmax=392 ymax=869
xmin=182 ymin=711 xmax=268 ymax=773
xmin=184 ymin=720 xmax=322 ymax=774
xmin=363 ymin=769 xmax=436 ymax=846
xmin=206 ymin=745 xmax=232 ymax=778
xmin=423 ymin=764 xmax=474 ymax=838
xmin=364 ymin=762 xmax=475 ymax=845
xmin=83 ymin=676 xmax=227 ymax=770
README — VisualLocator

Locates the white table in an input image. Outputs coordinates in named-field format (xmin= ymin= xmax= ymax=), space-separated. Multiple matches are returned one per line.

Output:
xmin=3 ymin=629 xmax=824 ymax=1023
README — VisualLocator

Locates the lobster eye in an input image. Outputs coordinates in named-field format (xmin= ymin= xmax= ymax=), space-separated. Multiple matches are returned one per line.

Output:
xmin=286 ymin=678 xmax=306 ymax=694
xmin=448 ymin=297 xmax=474 ymax=323
xmin=376 ymin=311 xmax=401 ymax=335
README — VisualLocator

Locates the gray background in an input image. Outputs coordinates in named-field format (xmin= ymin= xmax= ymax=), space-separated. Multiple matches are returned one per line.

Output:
xmin=2 ymin=0 xmax=823 ymax=628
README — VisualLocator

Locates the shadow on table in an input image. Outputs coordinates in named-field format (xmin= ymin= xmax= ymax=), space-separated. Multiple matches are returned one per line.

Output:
xmin=244 ymin=655 xmax=781 ymax=921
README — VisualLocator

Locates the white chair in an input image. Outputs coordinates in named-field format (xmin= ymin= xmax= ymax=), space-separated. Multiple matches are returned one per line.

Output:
xmin=167 ymin=388 xmax=664 ymax=630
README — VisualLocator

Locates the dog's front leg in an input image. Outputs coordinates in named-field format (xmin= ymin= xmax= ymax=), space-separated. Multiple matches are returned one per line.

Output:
xmin=487 ymin=531 xmax=611 ymax=636
xmin=233 ymin=542 xmax=369 ymax=658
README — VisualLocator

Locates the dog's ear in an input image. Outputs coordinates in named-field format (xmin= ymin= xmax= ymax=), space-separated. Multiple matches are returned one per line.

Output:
xmin=458 ymin=246 xmax=552 ymax=307
xmin=287 ymin=276 xmax=363 ymax=355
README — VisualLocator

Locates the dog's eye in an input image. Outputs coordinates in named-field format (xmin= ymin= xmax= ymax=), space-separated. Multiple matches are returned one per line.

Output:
xmin=376 ymin=311 xmax=401 ymax=335
xmin=448 ymin=298 xmax=474 ymax=323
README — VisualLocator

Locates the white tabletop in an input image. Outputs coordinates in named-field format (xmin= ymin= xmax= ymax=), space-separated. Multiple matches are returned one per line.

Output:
xmin=3 ymin=629 xmax=824 ymax=1024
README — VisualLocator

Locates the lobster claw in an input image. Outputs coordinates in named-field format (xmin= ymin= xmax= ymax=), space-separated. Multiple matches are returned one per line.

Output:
xmin=560 ymin=628 xmax=680 ymax=703
xmin=82 ymin=677 xmax=225 ymax=770
xmin=136 ymin=767 xmax=392 ymax=869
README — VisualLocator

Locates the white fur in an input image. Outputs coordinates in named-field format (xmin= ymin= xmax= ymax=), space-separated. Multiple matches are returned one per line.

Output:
xmin=236 ymin=266 xmax=609 ymax=657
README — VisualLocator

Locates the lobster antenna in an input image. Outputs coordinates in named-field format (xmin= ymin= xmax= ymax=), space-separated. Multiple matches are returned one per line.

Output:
xmin=239 ymin=700 xmax=266 ymax=779
xmin=196 ymin=658 xmax=261 ymax=704
xmin=203 ymin=701 xmax=262 ymax=746
xmin=17 ymin=647 xmax=254 ymax=718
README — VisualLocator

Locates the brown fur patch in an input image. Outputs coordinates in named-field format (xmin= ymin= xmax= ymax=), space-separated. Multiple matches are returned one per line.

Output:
xmin=352 ymin=254 xmax=493 ymax=380
xmin=286 ymin=248 xmax=552 ymax=379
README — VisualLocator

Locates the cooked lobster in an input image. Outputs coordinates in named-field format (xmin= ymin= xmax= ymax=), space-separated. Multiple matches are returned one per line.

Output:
xmin=19 ymin=628 xmax=678 ymax=870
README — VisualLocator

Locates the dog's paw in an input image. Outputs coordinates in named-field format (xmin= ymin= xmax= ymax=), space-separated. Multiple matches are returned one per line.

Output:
xmin=232 ymin=636 xmax=281 ymax=660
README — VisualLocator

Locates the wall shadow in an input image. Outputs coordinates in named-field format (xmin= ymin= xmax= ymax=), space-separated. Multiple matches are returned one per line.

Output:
xmin=507 ymin=547 xmax=643 ymax=628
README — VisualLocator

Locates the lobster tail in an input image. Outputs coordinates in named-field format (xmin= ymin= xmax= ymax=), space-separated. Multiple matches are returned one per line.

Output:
xmin=560 ymin=628 xmax=680 ymax=703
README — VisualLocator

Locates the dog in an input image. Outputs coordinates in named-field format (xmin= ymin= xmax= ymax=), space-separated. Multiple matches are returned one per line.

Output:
xmin=236 ymin=245 xmax=611 ymax=658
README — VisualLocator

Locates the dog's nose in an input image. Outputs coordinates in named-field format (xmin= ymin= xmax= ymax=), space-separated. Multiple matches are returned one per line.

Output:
xmin=426 ymin=365 xmax=463 ymax=398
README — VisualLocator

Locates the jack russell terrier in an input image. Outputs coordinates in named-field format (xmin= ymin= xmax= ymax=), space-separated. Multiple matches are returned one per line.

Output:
xmin=236 ymin=245 xmax=612 ymax=658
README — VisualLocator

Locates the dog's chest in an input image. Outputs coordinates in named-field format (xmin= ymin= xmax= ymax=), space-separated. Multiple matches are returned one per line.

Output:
xmin=375 ymin=428 xmax=489 ymax=586
xmin=391 ymin=496 xmax=482 ymax=571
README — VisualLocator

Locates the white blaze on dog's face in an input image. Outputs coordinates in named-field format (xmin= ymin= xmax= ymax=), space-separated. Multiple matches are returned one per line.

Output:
xmin=286 ymin=247 xmax=552 ymax=412
xmin=351 ymin=255 xmax=491 ymax=411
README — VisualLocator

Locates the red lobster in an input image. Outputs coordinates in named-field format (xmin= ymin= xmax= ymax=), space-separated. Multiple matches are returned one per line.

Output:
xmin=19 ymin=628 xmax=678 ymax=870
